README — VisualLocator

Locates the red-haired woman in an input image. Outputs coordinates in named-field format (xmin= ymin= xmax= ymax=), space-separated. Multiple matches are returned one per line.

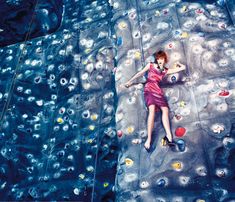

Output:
xmin=124 ymin=50 xmax=186 ymax=150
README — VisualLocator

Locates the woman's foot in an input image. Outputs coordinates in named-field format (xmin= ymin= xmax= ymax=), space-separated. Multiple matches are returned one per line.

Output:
xmin=144 ymin=139 xmax=151 ymax=150
xmin=161 ymin=136 xmax=175 ymax=147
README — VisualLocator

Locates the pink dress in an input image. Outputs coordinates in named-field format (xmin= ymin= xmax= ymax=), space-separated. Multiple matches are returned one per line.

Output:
xmin=144 ymin=63 xmax=169 ymax=112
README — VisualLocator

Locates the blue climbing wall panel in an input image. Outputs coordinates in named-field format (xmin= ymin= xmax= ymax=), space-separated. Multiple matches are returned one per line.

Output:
xmin=0 ymin=0 xmax=235 ymax=201
xmin=0 ymin=0 xmax=118 ymax=201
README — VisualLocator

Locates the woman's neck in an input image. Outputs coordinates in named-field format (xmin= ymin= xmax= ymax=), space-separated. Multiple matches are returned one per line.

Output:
xmin=153 ymin=63 xmax=164 ymax=70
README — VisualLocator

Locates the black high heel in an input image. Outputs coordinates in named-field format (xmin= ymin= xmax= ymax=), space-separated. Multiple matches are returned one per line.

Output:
xmin=161 ymin=136 xmax=176 ymax=147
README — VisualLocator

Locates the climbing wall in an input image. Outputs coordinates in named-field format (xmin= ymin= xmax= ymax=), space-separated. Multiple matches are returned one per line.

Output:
xmin=114 ymin=0 xmax=235 ymax=201
xmin=0 ymin=0 xmax=235 ymax=201
xmin=0 ymin=0 xmax=118 ymax=201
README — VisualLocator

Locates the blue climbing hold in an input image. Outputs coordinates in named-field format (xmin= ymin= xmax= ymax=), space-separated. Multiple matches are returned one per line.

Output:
xmin=117 ymin=37 xmax=123 ymax=46
xmin=157 ymin=179 xmax=166 ymax=187
xmin=176 ymin=139 xmax=185 ymax=152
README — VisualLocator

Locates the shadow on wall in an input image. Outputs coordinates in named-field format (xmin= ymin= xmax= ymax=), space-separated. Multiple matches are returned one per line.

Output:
xmin=0 ymin=0 xmax=63 ymax=47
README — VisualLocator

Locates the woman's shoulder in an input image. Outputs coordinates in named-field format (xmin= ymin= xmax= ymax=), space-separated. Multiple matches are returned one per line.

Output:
xmin=148 ymin=62 xmax=154 ymax=68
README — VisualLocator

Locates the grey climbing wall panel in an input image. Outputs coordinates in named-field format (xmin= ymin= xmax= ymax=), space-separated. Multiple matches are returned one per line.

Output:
xmin=114 ymin=0 xmax=235 ymax=201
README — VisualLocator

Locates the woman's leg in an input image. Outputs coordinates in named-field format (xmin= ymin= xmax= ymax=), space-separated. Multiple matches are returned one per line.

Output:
xmin=160 ymin=106 xmax=173 ymax=142
xmin=144 ymin=104 xmax=155 ymax=149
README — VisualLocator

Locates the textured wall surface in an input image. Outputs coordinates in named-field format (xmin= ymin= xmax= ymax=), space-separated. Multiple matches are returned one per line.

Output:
xmin=0 ymin=0 xmax=235 ymax=201
xmin=0 ymin=0 xmax=118 ymax=201
xmin=114 ymin=0 xmax=235 ymax=201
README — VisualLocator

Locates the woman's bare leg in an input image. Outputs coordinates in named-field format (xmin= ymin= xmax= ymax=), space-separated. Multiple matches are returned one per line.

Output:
xmin=160 ymin=106 xmax=173 ymax=142
xmin=144 ymin=105 xmax=155 ymax=149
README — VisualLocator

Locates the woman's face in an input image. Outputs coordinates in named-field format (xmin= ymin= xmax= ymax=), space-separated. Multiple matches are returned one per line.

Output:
xmin=156 ymin=57 xmax=165 ymax=68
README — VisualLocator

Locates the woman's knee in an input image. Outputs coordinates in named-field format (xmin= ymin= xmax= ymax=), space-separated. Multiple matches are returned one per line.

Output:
xmin=161 ymin=106 xmax=169 ymax=114
xmin=148 ymin=105 xmax=155 ymax=115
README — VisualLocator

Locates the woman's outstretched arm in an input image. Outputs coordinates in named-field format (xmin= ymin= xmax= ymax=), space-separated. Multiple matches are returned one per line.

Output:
xmin=166 ymin=62 xmax=186 ymax=75
xmin=124 ymin=63 xmax=151 ymax=87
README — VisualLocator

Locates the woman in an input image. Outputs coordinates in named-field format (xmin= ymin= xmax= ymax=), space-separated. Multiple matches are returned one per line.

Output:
xmin=124 ymin=50 xmax=186 ymax=150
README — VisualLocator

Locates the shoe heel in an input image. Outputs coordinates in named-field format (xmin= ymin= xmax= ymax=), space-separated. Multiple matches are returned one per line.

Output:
xmin=161 ymin=137 xmax=167 ymax=146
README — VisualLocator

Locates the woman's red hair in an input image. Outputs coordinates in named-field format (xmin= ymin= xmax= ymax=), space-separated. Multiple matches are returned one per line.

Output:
xmin=154 ymin=50 xmax=168 ymax=64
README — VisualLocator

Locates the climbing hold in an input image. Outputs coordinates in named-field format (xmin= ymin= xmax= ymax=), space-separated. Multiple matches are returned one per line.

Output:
xmin=117 ymin=130 xmax=123 ymax=138
xmin=178 ymin=101 xmax=186 ymax=108
xmin=140 ymin=181 xmax=149 ymax=189
xmin=126 ymin=126 xmax=134 ymax=134
xmin=57 ymin=117 xmax=64 ymax=124
xmin=155 ymin=10 xmax=160 ymax=16
xmin=171 ymin=161 xmax=182 ymax=171
xmin=174 ymin=114 xmax=182 ymax=121
xmin=125 ymin=158 xmax=133 ymax=167
xmin=180 ymin=32 xmax=188 ymax=38
xmin=179 ymin=176 xmax=190 ymax=185
xmin=218 ymin=90 xmax=230 ymax=97
xmin=90 ymin=114 xmax=98 ymax=121
xmin=216 ymin=168 xmax=227 ymax=177
xmin=196 ymin=166 xmax=207 ymax=176
xmin=132 ymin=139 xmax=141 ymax=144
xmin=170 ymin=75 xmax=177 ymax=83
xmin=195 ymin=8 xmax=204 ymax=14
xmin=103 ymin=182 xmax=109 ymax=188
xmin=196 ymin=200 xmax=205 ymax=202
xmin=73 ymin=188 xmax=80 ymax=195
xmin=117 ymin=37 xmax=123 ymax=46
xmin=176 ymin=139 xmax=185 ymax=152
xmin=79 ymin=174 xmax=85 ymax=180
xmin=210 ymin=123 xmax=225 ymax=134
xmin=118 ymin=21 xmax=127 ymax=30
xmin=134 ymin=51 xmax=141 ymax=60
xmin=86 ymin=166 xmax=94 ymax=172
xmin=181 ymin=6 xmax=188 ymax=12
xmin=175 ymin=127 xmax=186 ymax=137
xmin=89 ymin=125 xmax=95 ymax=131
xmin=157 ymin=179 xmax=166 ymax=187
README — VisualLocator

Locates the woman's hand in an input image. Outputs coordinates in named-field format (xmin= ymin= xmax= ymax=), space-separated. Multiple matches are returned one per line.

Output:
xmin=124 ymin=81 xmax=132 ymax=88
xmin=173 ymin=61 xmax=186 ymax=70
xmin=119 ymin=81 xmax=132 ymax=90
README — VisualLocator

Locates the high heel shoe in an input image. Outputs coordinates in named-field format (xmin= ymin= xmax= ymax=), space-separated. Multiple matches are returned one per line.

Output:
xmin=161 ymin=136 xmax=176 ymax=147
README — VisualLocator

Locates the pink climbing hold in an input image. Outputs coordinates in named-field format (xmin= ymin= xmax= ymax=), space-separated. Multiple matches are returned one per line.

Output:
xmin=175 ymin=127 xmax=186 ymax=137
xmin=117 ymin=130 xmax=123 ymax=138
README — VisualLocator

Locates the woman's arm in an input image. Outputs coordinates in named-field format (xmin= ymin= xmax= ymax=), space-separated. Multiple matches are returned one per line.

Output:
xmin=166 ymin=62 xmax=186 ymax=75
xmin=124 ymin=63 xmax=150 ymax=87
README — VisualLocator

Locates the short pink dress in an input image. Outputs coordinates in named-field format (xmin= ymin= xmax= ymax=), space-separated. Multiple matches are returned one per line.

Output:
xmin=144 ymin=63 xmax=169 ymax=112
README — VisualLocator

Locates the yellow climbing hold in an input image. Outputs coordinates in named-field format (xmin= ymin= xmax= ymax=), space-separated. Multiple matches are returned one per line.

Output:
xmin=89 ymin=125 xmax=95 ymax=130
xmin=126 ymin=126 xmax=134 ymax=134
xmin=181 ymin=6 xmax=187 ymax=12
xmin=125 ymin=158 xmax=134 ymax=167
xmin=85 ymin=49 xmax=91 ymax=54
xmin=134 ymin=51 xmax=141 ymax=59
xmin=179 ymin=101 xmax=186 ymax=107
xmin=87 ymin=139 xmax=93 ymax=144
xmin=155 ymin=10 xmax=160 ymax=16
xmin=91 ymin=114 xmax=98 ymax=121
xmin=181 ymin=32 xmax=189 ymax=38
xmin=118 ymin=21 xmax=127 ymax=29
xmin=79 ymin=174 xmax=85 ymax=179
xmin=57 ymin=117 xmax=64 ymax=124
xmin=103 ymin=182 xmax=109 ymax=188
xmin=171 ymin=161 xmax=182 ymax=170
xmin=196 ymin=200 xmax=205 ymax=202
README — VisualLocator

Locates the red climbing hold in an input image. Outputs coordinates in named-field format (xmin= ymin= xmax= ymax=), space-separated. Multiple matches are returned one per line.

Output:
xmin=175 ymin=127 xmax=186 ymax=137
xmin=219 ymin=90 xmax=229 ymax=97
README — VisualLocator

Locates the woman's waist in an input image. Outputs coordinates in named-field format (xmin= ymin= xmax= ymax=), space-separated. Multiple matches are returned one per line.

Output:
xmin=144 ymin=84 xmax=163 ymax=92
